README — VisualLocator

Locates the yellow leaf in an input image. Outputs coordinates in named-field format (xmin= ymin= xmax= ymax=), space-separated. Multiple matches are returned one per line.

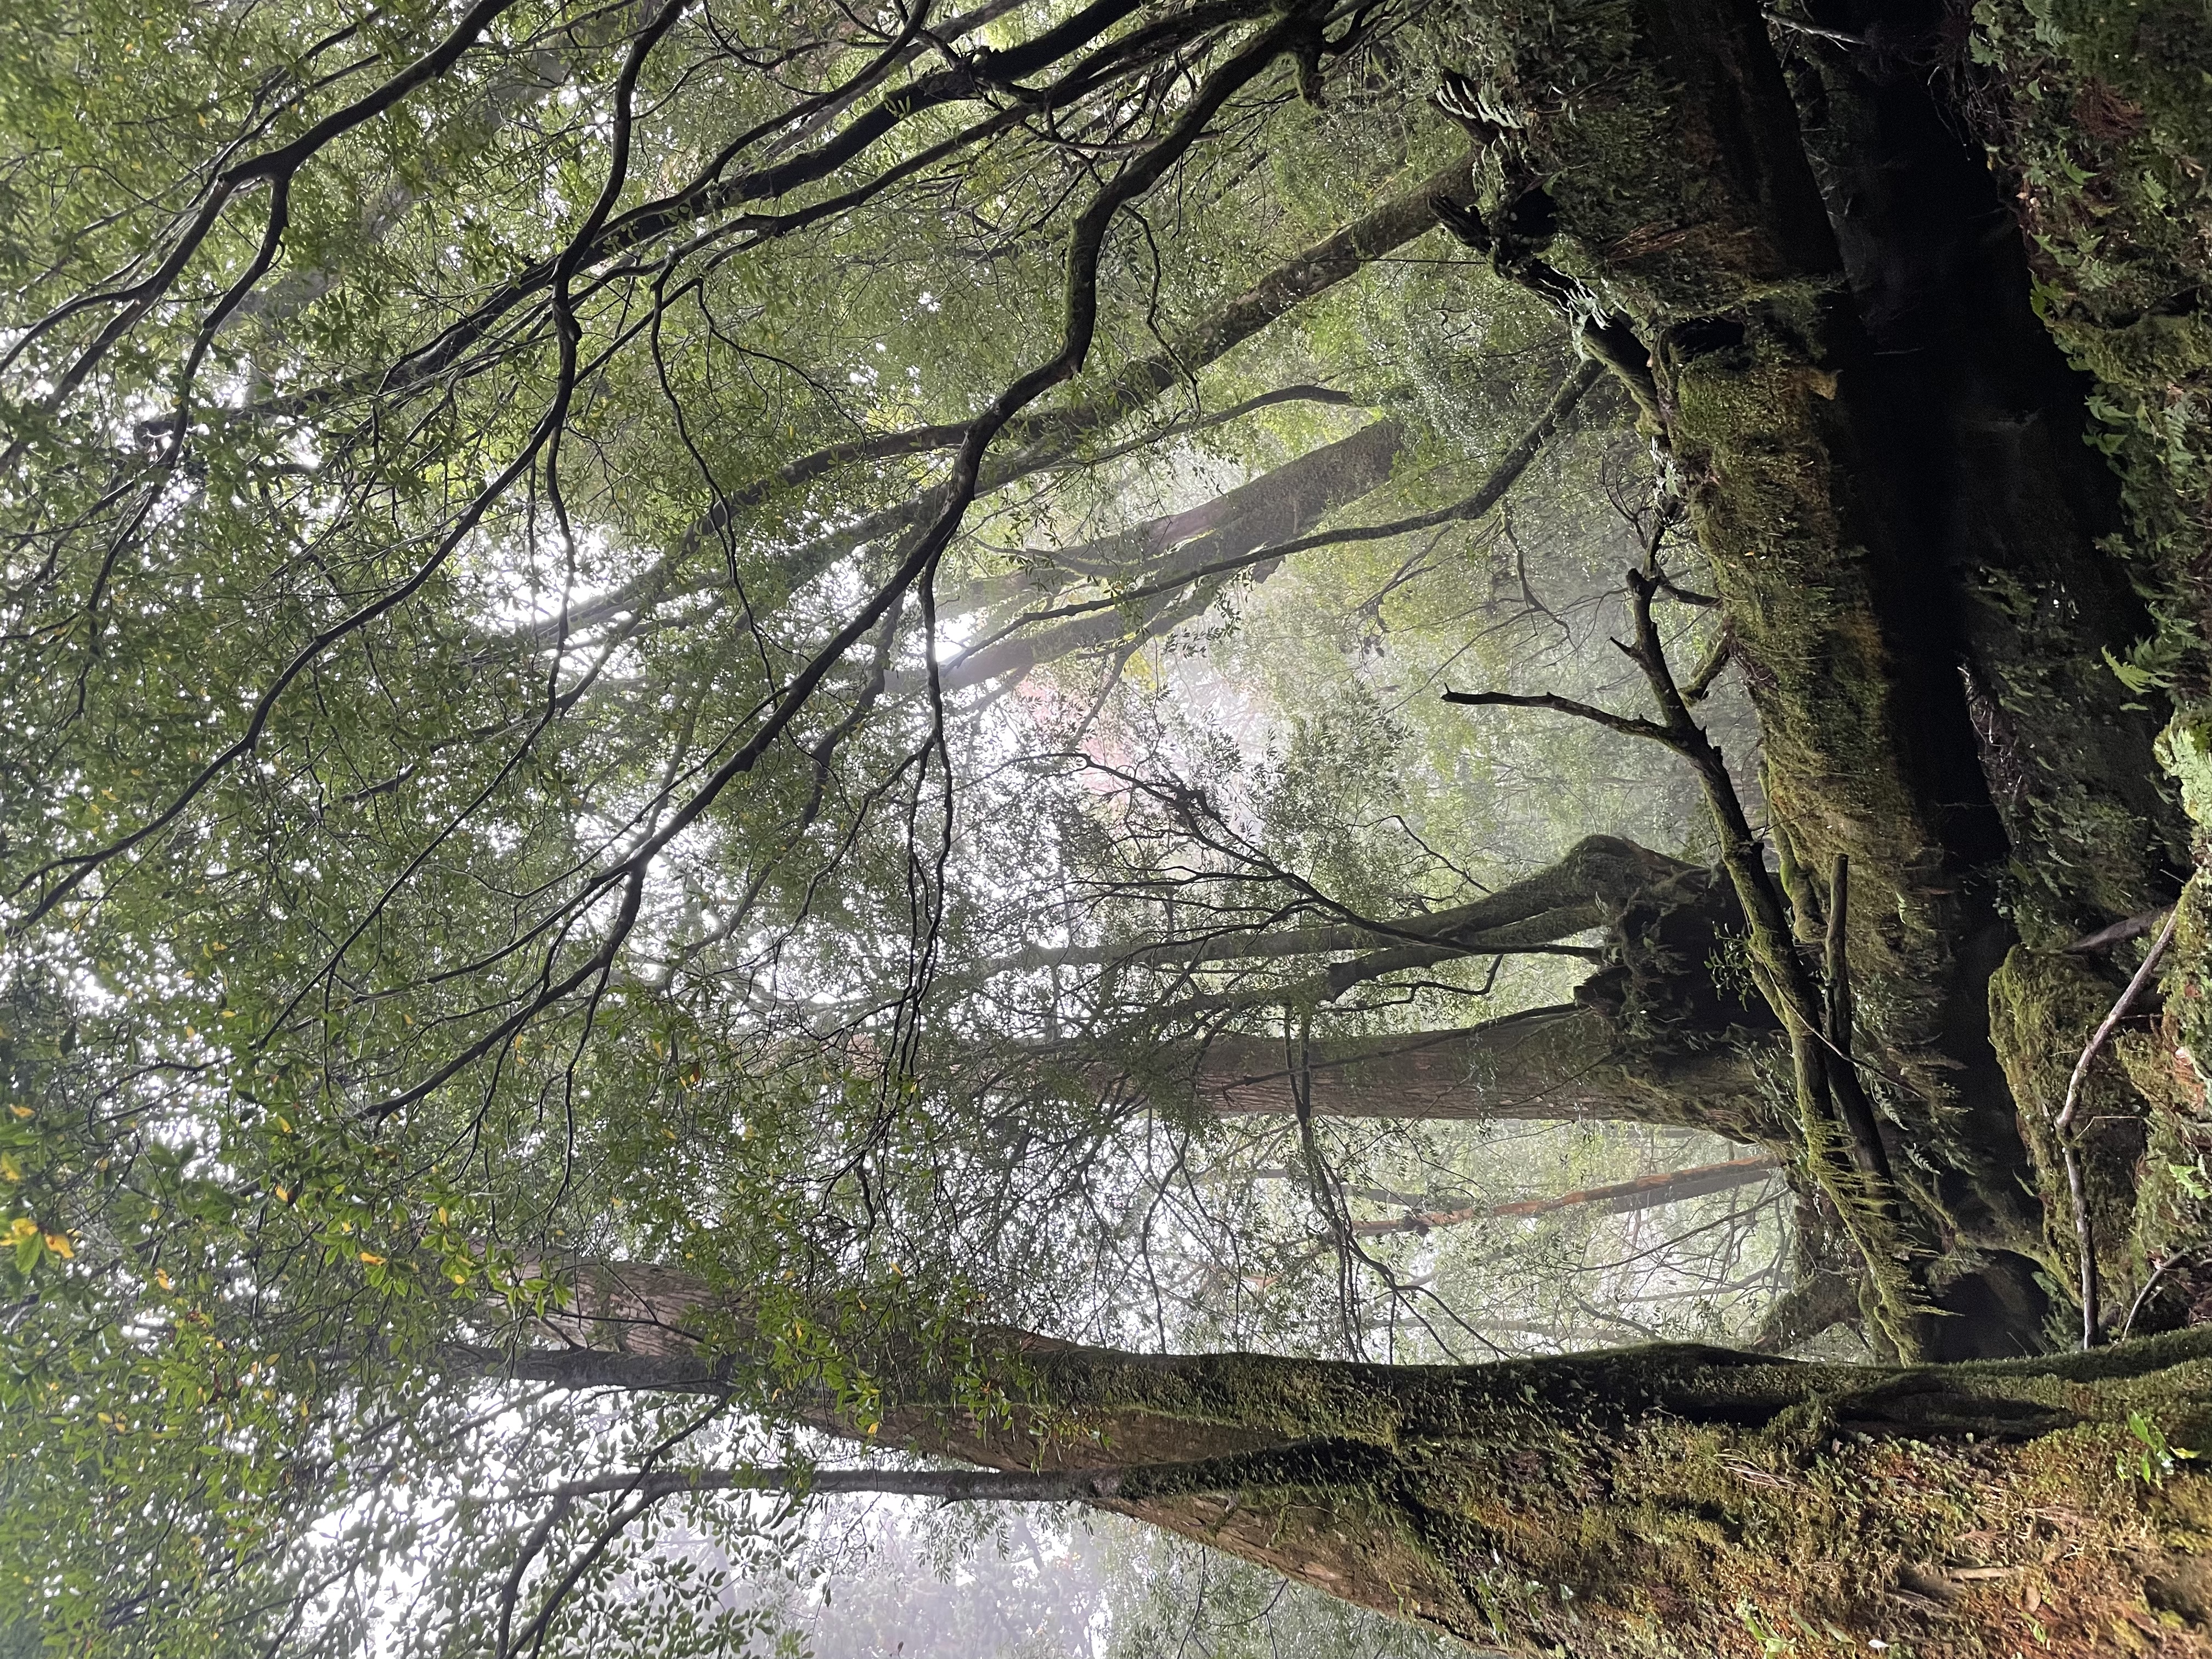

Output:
xmin=274 ymin=1187 xmax=290 ymax=1203
xmin=155 ymin=1269 xmax=172 ymax=1290
xmin=275 ymin=1116 xmax=291 ymax=1133
xmin=358 ymin=1251 xmax=384 ymax=1266
xmin=0 ymin=1155 xmax=19 ymax=1182
xmin=44 ymin=1234 xmax=72 ymax=1260
xmin=8 ymin=1105 xmax=30 ymax=1119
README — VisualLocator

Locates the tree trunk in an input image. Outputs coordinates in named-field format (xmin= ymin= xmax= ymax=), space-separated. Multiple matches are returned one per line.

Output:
xmin=924 ymin=420 xmax=1406 ymax=692
xmin=1186 ymin=1007 xmax=1780 ymax=1142
xmin=1058 ymin=834 xmax=1786 ymax=1139
xmin=1343 ymin=1153 xmax=1782 ymax=1237
xmin=1006 ymin=1330 xmax=2212 ymax=1659
xmin=965 ymin=832 xmax=1690 ymax=982
xmin=988 ymin=834 xmax=1782 ymax=1139
xmin=1435 ymin=0 xmax=2189 ymax=1334
xmin=492 ymin=1266 xmax=2212 ymax=1658
xmin=552 ymin=156 xmax=1482 ymax=646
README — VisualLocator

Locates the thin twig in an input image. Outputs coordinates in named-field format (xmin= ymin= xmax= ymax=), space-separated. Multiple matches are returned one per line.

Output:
xmin=1438 ymin=688 xmax=1672 ymax=746
xmin=2057 ymin=904 xmax=2180 ymax=1347
xmin=2120 ymin=1250 xmax=2203 ymax=1342
xmin=2064 ymin=906 xmax=2172 ymax=956
xmin=1680 ymin=630 xmax=1732 ymax=703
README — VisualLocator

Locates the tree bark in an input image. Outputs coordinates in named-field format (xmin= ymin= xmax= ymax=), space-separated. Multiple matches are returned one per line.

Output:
xmin=1184 ymin=1006 xmax=1780 ymax=1142
xmin=1434 ymin=0 xmax=2190 ymax=1331
xmin=482 ymin=1266 xmax=2212 ymax=1658
xmin=963 ymin=832 xmax=1686 ymax=983
xmin=982 ymin=833 xmax=1780 ymax=1139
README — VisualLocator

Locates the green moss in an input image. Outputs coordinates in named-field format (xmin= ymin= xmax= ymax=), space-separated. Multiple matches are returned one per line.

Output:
xmin=2159 ymin=709 xmax=2212 ymax=830
xmin=1667 ymin=334 xmax=1951 ymax=980
xmin=1458 ymin=0 xmax=2191 ymax=1334
xmin=1967 ymin=0 xmax=2212 ymax=684
xmin=1960 ymin=0 xmax=2212 ymax=1373
xmin=1987 ymin=945 xmax=2149 ymax=1313
xmin=1051 ymin=1331 xmax=2212 ymax=1655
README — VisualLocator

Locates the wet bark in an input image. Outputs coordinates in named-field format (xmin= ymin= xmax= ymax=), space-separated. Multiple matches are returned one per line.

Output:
xmin=1002 ymin=1329 xmax=2212 ymax=1659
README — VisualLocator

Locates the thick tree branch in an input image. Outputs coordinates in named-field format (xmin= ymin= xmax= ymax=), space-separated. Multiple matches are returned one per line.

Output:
xmin=544 ymin=157 xmax=1483 ymax=646
xmin=940 ymin=356 xmax=1602 ymax=684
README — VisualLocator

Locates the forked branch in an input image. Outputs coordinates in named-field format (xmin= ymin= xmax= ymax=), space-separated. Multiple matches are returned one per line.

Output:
xmin=1447 ymin=544 xmax=1929 ymax=1355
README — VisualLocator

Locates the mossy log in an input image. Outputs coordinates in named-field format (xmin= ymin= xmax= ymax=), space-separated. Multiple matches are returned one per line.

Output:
xmin=1034 ymin=1331 xmax=2212 ymax=1658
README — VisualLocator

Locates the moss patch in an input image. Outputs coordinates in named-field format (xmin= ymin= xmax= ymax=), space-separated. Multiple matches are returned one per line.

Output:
xmin=1989 ymin=945 xmax=2153 ymax=1322
xmin=1966 ymin=0 xmax=2212 ymax=681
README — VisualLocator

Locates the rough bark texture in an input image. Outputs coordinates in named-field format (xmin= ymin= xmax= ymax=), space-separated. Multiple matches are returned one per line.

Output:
xmin=1430 ymin=0 xmax=2192 ymax=1348
xmin=507 ymin=1265 xmax=2212 ymax=1658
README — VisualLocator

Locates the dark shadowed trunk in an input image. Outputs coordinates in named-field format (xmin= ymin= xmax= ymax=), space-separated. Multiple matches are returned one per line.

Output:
xmin=1423 ymin=0 xmax=2191 ymax=1353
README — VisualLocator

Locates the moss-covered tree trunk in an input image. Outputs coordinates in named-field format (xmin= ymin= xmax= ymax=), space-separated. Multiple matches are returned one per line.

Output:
xmin=508 ymin=1266 xmax=2212 ymax=1658
xmin=1009 ymin=1332 xmax=2212 ymax=1659
xmin=1430 ymin=0 xmax=2192 ymax=1348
